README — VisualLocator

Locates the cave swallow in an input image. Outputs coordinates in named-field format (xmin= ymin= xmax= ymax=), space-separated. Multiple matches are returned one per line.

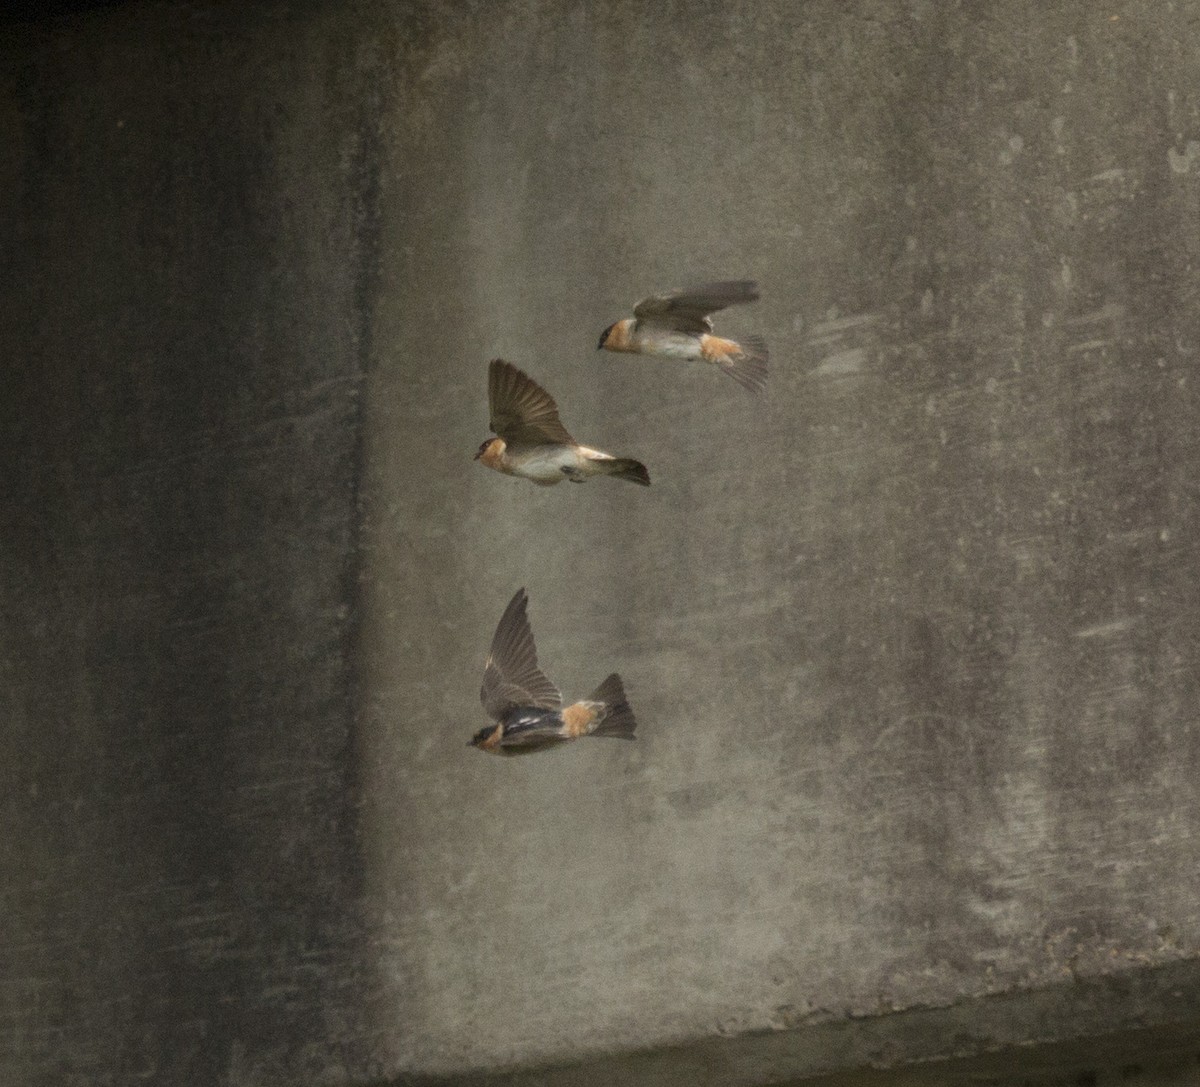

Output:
xmin=597 ymin=279 xmax=768 ymax=394
xmin=468 ymin=588 xmax=638 ymax=756
xmin=474 ymin=359 xmax=650 ymax=486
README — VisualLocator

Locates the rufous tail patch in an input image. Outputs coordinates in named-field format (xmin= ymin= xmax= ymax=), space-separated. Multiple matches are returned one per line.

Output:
xmin=561 ymin=702 xmax=598 ymax=738
xmin=700 ymin=334 xmax=741 ymax=362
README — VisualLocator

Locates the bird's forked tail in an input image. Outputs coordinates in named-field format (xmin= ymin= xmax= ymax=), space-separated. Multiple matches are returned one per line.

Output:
xmin=587 ymin=673 xmax=637 ymax=740
xmin=720 ymin=334 xmax=769 ymax=395
xmin=602 ymin=457 xmax=650 ymax=486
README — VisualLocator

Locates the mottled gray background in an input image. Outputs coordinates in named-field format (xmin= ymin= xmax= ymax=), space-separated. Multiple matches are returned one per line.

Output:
xmin=3 ymin=2 xmax=1200 ymax=1085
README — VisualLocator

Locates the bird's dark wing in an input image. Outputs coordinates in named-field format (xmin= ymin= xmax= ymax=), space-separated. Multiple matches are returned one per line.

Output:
xmin=488 ymin=359 xmax=575 ymax=447
xmin=498 ymin=708 xmax=567 ymax=751
xmin=480 ymin=588 xmax=562 ymax=721
xmin=633 ymin=280 xmax=760 ymax=333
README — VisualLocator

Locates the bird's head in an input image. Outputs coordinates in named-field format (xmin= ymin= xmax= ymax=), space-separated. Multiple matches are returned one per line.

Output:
xmin=468 ymin=723 xmax=500 ymax=749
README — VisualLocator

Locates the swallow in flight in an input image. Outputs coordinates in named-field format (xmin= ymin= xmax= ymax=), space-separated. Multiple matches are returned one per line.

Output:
xmin=474 ymin=359 xmax=650 ymax=486
xmin=468 ymin=588 xmax=638 ymax=756
xmin=597 ymin=280 xmax=768 ymax=394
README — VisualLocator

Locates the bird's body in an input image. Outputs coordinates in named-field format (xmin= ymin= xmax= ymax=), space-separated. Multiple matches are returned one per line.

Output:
xmin=477 ymin=437 xmax=644 ymax=487
xmin=469 ymin=589 xmax=637 ymax=757
xmin=475 ymin=359 xmax=649 ymax=487
xmin=598 ymin=280 xmax=768 ymax=394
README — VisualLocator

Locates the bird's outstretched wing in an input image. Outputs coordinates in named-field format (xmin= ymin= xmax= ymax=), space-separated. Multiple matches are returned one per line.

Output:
xmin=489 ymin=359 xmax=575 ymax=447
xmin=633 ymin=280 xmax=760 ymax=333
xmin=480 ymin=588 xmax=562 ymax=721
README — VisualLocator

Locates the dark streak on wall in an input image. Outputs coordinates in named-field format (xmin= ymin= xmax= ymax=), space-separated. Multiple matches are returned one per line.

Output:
xmin=1 ymin=5 xmax=382 ymax=1083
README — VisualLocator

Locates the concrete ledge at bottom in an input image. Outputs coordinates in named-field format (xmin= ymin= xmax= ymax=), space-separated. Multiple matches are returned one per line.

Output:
xmin=376 ymin=958 xmax=1200 ymax=1087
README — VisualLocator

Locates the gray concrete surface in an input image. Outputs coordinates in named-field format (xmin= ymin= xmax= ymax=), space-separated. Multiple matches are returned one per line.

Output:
xmin=4 ymin=1 xmax=1200 ymax=1085
xmin=1 ymin=4 xmax=381 ymax=1084
xmin=366 ymin=0 xmax=1200 ymax=1079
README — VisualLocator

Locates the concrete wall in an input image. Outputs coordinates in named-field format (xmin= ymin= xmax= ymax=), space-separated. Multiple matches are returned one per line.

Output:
xmin=4 ymin=2 xmax=1200 ymax=1085
xmin=1 ymin=5 xmax=380 ymax=1083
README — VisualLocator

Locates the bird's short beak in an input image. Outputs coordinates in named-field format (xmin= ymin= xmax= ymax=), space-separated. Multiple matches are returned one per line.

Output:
xmin=473 ymin=449 xmax=482 ymax=460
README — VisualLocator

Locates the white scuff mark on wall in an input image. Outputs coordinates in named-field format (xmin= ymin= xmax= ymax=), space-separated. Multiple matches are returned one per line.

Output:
xmin=1066 ymin=338 xmax=1110 ymax=355
xmin=813 ymin=348 xmax=866 ymax=377
xmin=807 ymin=312 xmax=881 ymax=339
xmin=1074 ymin=617 xmax=1137 ymax=639
xmin=1168 ymin=141 xmax=1200 ymax=174
xmin=1064 ymin=303 xmax=1125 ymax=327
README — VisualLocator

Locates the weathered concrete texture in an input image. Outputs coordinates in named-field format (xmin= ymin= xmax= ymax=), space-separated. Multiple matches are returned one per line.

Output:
xmin=1 ymin=5 xmax=383 ymax=1084
xmin=800 ymin=1024 xmax=1200 ymax=1087
xmin=365 ymin=0 xmax=1200 ymax=1081
xmin=381 ymin=958 xmax=1200 ymax=1085
xmin=6 ymin=1 xmax=1200 ymax=1086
